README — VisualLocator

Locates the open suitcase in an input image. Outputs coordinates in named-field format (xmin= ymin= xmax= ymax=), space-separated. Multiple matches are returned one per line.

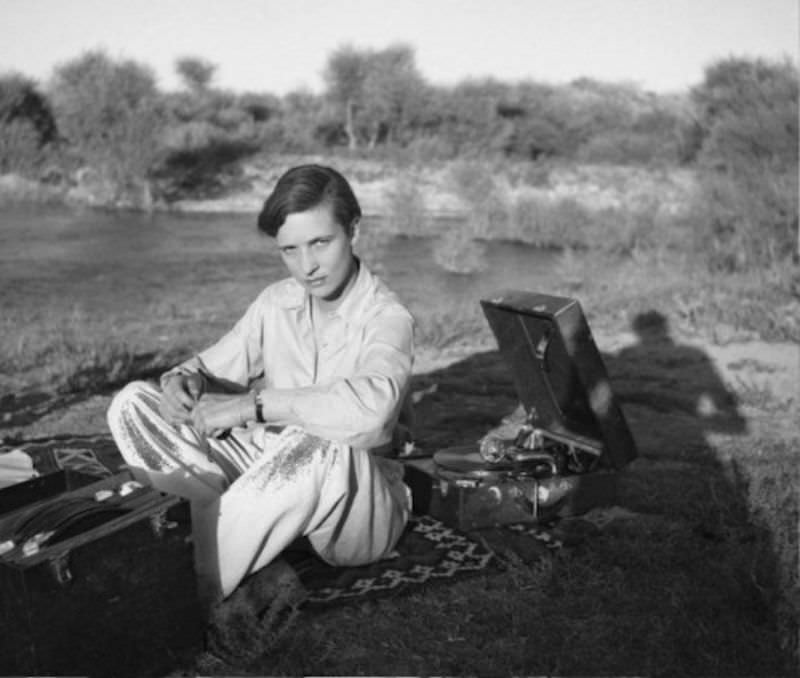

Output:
xmin=0 ymin=469 xmax=203 ymax=677
xmin=404 ymin=290 xmax=638 ymax=530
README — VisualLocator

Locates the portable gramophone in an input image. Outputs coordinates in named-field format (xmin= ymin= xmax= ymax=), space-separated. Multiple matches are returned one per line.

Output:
xmin=404 ymin=290 xmax=638 ymax=530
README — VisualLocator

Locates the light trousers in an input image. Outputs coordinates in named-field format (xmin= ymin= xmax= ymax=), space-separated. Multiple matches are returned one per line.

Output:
xmin=106 ymin=381 xmax=411 ymax=600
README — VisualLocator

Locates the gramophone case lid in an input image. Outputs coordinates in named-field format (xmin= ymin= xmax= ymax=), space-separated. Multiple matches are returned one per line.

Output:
xmin=480 ymin=290 xmax=637 ymax=469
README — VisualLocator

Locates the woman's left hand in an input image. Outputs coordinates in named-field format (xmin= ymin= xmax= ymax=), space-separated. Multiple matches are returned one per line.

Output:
xmin=191 ymin=393 xmax=254 ymax=437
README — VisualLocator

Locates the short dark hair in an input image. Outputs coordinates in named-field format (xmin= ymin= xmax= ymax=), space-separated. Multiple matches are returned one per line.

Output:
xmin=257 ymin=164 xmax=362 ymax=237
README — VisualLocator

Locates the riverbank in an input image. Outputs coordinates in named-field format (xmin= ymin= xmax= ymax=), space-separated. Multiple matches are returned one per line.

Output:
xmin=0 ymin=154 xmax=696 ymax=218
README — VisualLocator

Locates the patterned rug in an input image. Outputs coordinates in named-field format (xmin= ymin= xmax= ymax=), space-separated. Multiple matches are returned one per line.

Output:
xmin=0 ymin=435 xmax=581 ymax=607
xmin=0 ymin=434 xmax=125 ymax=479
xmin=286 ymin=514 xmax=497 ymax=607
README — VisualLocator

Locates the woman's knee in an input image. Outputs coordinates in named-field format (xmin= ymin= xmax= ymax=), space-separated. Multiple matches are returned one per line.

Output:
xmin=107 ymin=380 xmax=160 ymax=425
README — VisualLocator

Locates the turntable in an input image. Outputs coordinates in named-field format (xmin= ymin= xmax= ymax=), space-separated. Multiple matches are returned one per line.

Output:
xmin=403 ymin=290 xmax=638 ymax=531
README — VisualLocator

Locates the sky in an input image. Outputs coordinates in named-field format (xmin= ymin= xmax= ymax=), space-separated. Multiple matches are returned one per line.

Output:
xmin=1 ymin=0 xmax=797 ymax=95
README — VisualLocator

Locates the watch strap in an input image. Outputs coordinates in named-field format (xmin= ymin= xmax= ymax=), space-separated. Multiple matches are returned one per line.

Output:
xmin=254 ymin=391 xmax=266 ymax=423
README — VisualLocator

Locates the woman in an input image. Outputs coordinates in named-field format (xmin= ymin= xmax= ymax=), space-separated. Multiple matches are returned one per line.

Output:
xmin=107 ymin=164 xmax=414 ymax=606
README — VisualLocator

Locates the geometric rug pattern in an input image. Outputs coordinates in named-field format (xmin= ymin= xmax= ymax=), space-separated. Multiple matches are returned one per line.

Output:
xmin=291 ymin=514 xmax=496 ymax=607
xmin=0 ymin=434 xmax=122 ymax=478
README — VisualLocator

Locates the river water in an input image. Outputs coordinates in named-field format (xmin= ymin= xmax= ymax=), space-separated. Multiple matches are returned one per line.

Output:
xmin=0 ymin=206 xmax=555 ymax=323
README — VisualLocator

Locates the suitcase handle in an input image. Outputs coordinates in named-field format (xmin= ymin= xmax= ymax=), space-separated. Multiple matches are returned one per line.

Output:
xmin=12 ymin=498 xmax=130 ymax=548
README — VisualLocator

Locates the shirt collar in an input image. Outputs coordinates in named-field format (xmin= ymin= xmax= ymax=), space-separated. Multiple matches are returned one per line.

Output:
xmin=328 ymin=258 xmax=373 ymax=322
xmin=275 ymin=258 xmax=376 ymax=325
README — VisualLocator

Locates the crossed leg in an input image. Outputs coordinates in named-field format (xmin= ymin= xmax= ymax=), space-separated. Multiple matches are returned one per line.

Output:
xmin=107 ymin=381 xmax=410 ymax=602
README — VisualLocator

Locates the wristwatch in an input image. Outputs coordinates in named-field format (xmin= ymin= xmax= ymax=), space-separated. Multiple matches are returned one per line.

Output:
xmin=254 ymin=390 xmax=266 ymax=423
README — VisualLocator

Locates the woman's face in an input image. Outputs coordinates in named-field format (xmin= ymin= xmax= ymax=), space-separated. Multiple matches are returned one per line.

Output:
xmin=276 ymin=204 xmax=358 ymax=304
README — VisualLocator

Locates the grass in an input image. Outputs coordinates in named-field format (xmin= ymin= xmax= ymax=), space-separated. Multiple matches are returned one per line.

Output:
xmin=1 ymin=161 xmax=798 ymax=675
xmin=0 ymin=306 xmax=192 ymax=396
xmin=0 ymin=173 xmax=66 ymax=206
xmin=413 ymin=300 xmax=492 ymax=351
xmin=440 ymin=159 xmax=704 ymax=256
xmin=173 ymin=287 xmax=795 ymax=675
xmin=183 ymin=456 xmax=792 ymax=675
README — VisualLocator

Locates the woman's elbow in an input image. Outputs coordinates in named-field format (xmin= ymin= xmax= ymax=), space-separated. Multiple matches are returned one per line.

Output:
xmin=345 ymin=381 xmax=404 ymax=446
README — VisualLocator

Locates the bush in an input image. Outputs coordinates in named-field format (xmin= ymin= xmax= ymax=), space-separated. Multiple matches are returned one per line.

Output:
xmin=0 ymin=73 xmax=58 ymax=176
xmin=509 ymin=195 xmax=593 ymax=248
xmin=690 ymin=57 xmax=799 ymax=270
xmin=446 ymin=160 xmax=499 ymax=205
xmin=155 ymin=88 xmax=265 ymax=200
xmin=48 ymin=51 xmax=165 ymax=199
xmin=0 ymin=74 xmax=57 ymax=143
xmin=693 ymin=169 xmax=798 ymax=271
xmin=154 ymin=122 xmax=260 ymax=200
xmin=384 ymin=175 xmax=429 ymax=236
xmin=0 ymin=119 xmax=44 ymax=175
xmin=432 ymin=228 xmax=487 ymax=274
xmin=577 ymin=129 xmax=678 ymax=166
xmin=403 ymin=135 xmax=458 ymax=163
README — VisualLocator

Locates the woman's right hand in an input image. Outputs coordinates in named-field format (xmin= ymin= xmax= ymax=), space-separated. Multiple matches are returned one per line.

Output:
xmin=160 ymin=372 xmax=206 ymax=425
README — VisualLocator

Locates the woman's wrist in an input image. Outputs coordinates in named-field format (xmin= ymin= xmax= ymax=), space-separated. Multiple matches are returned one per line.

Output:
xmin=253 ymin=390 xmax=265 ymax=423
xmin=235 ymin=392 xmax=251 ymax=427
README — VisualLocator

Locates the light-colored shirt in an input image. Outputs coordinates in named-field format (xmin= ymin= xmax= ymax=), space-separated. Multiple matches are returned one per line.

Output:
xmin=168 ymin=261 xmax=415 ymax=450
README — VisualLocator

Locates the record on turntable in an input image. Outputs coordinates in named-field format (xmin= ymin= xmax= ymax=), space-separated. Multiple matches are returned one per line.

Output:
xmin=432 ymin=443 xmax=563 ymax=485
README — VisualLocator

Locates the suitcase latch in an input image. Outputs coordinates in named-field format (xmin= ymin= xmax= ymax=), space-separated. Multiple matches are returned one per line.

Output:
xmin=48 ymin=552 xmax=72 ymax=586
xmin=149 ymin=509 xmax=178 ymax=538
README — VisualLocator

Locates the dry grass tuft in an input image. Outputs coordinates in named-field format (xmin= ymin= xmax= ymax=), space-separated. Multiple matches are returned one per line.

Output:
xmin=413 ymin=301 xmax=492 ymax=351
xmin=432 ymin=229 xmax=488 ymax=274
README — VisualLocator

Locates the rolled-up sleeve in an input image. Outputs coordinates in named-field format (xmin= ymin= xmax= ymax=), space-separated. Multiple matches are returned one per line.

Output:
xmin=260 ymin=308 xmax=414 ymax=449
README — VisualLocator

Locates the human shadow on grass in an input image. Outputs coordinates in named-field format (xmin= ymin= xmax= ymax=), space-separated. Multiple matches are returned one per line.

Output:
xmin=601 ymin=310 xmax=793 ymax=671
xmin=605 ymin=310 xmax=746 ymax=449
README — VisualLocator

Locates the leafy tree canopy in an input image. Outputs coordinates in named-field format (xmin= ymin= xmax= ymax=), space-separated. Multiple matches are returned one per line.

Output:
xmin=48 ymin=50 xmax=164 ymax=184
xmin=323 ymin=43 xmax=426 ymax=148
xmin=0 ymin=72 xmax=57 ymax=145
xmin=691 ymin=56 xmax=799 ymax=173
xmin=176 ymin=56 xmax=217 ymax=93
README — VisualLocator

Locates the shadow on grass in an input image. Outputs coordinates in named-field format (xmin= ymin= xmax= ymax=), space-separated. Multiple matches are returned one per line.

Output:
xmin=389 ymin=309 xmax=793 ymax=675
xmin=195 ymin=316 xmax=793 ymax=676
xmin=0 ymin=350 xmax=183 ymax=430
xmin=3 ymin=310 xmax=793 ymax=675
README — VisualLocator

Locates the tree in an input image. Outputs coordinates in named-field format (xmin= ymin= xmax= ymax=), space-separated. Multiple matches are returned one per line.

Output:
xmin=237 ymin=91 xmax=281 ymax=123
xmin=323 ymin=43 xmax=427 ymax=149
xmin=690 ymin=57 xmax=799 ymax=267
xmin=175 ymin=56 xmax=217 ymax=93
xmin=360 ymin=44 xmax=426 ymax=147
xmin=692 ymin=57 xmax=798 ymax=175
xmin=323 ymin=45 xmax=367 ymax=149
xmin=426 ymin=79 xmax=512 ymax=156
xmin=48 ymin=50 xmax=165 ymax=201
xmin=0 ymin=73 xmax=58 ymax=174
xmin=282 ymin=89 xmax=329 ymax=151
xmin=0 ymin=73 xmax=57 ymax=144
